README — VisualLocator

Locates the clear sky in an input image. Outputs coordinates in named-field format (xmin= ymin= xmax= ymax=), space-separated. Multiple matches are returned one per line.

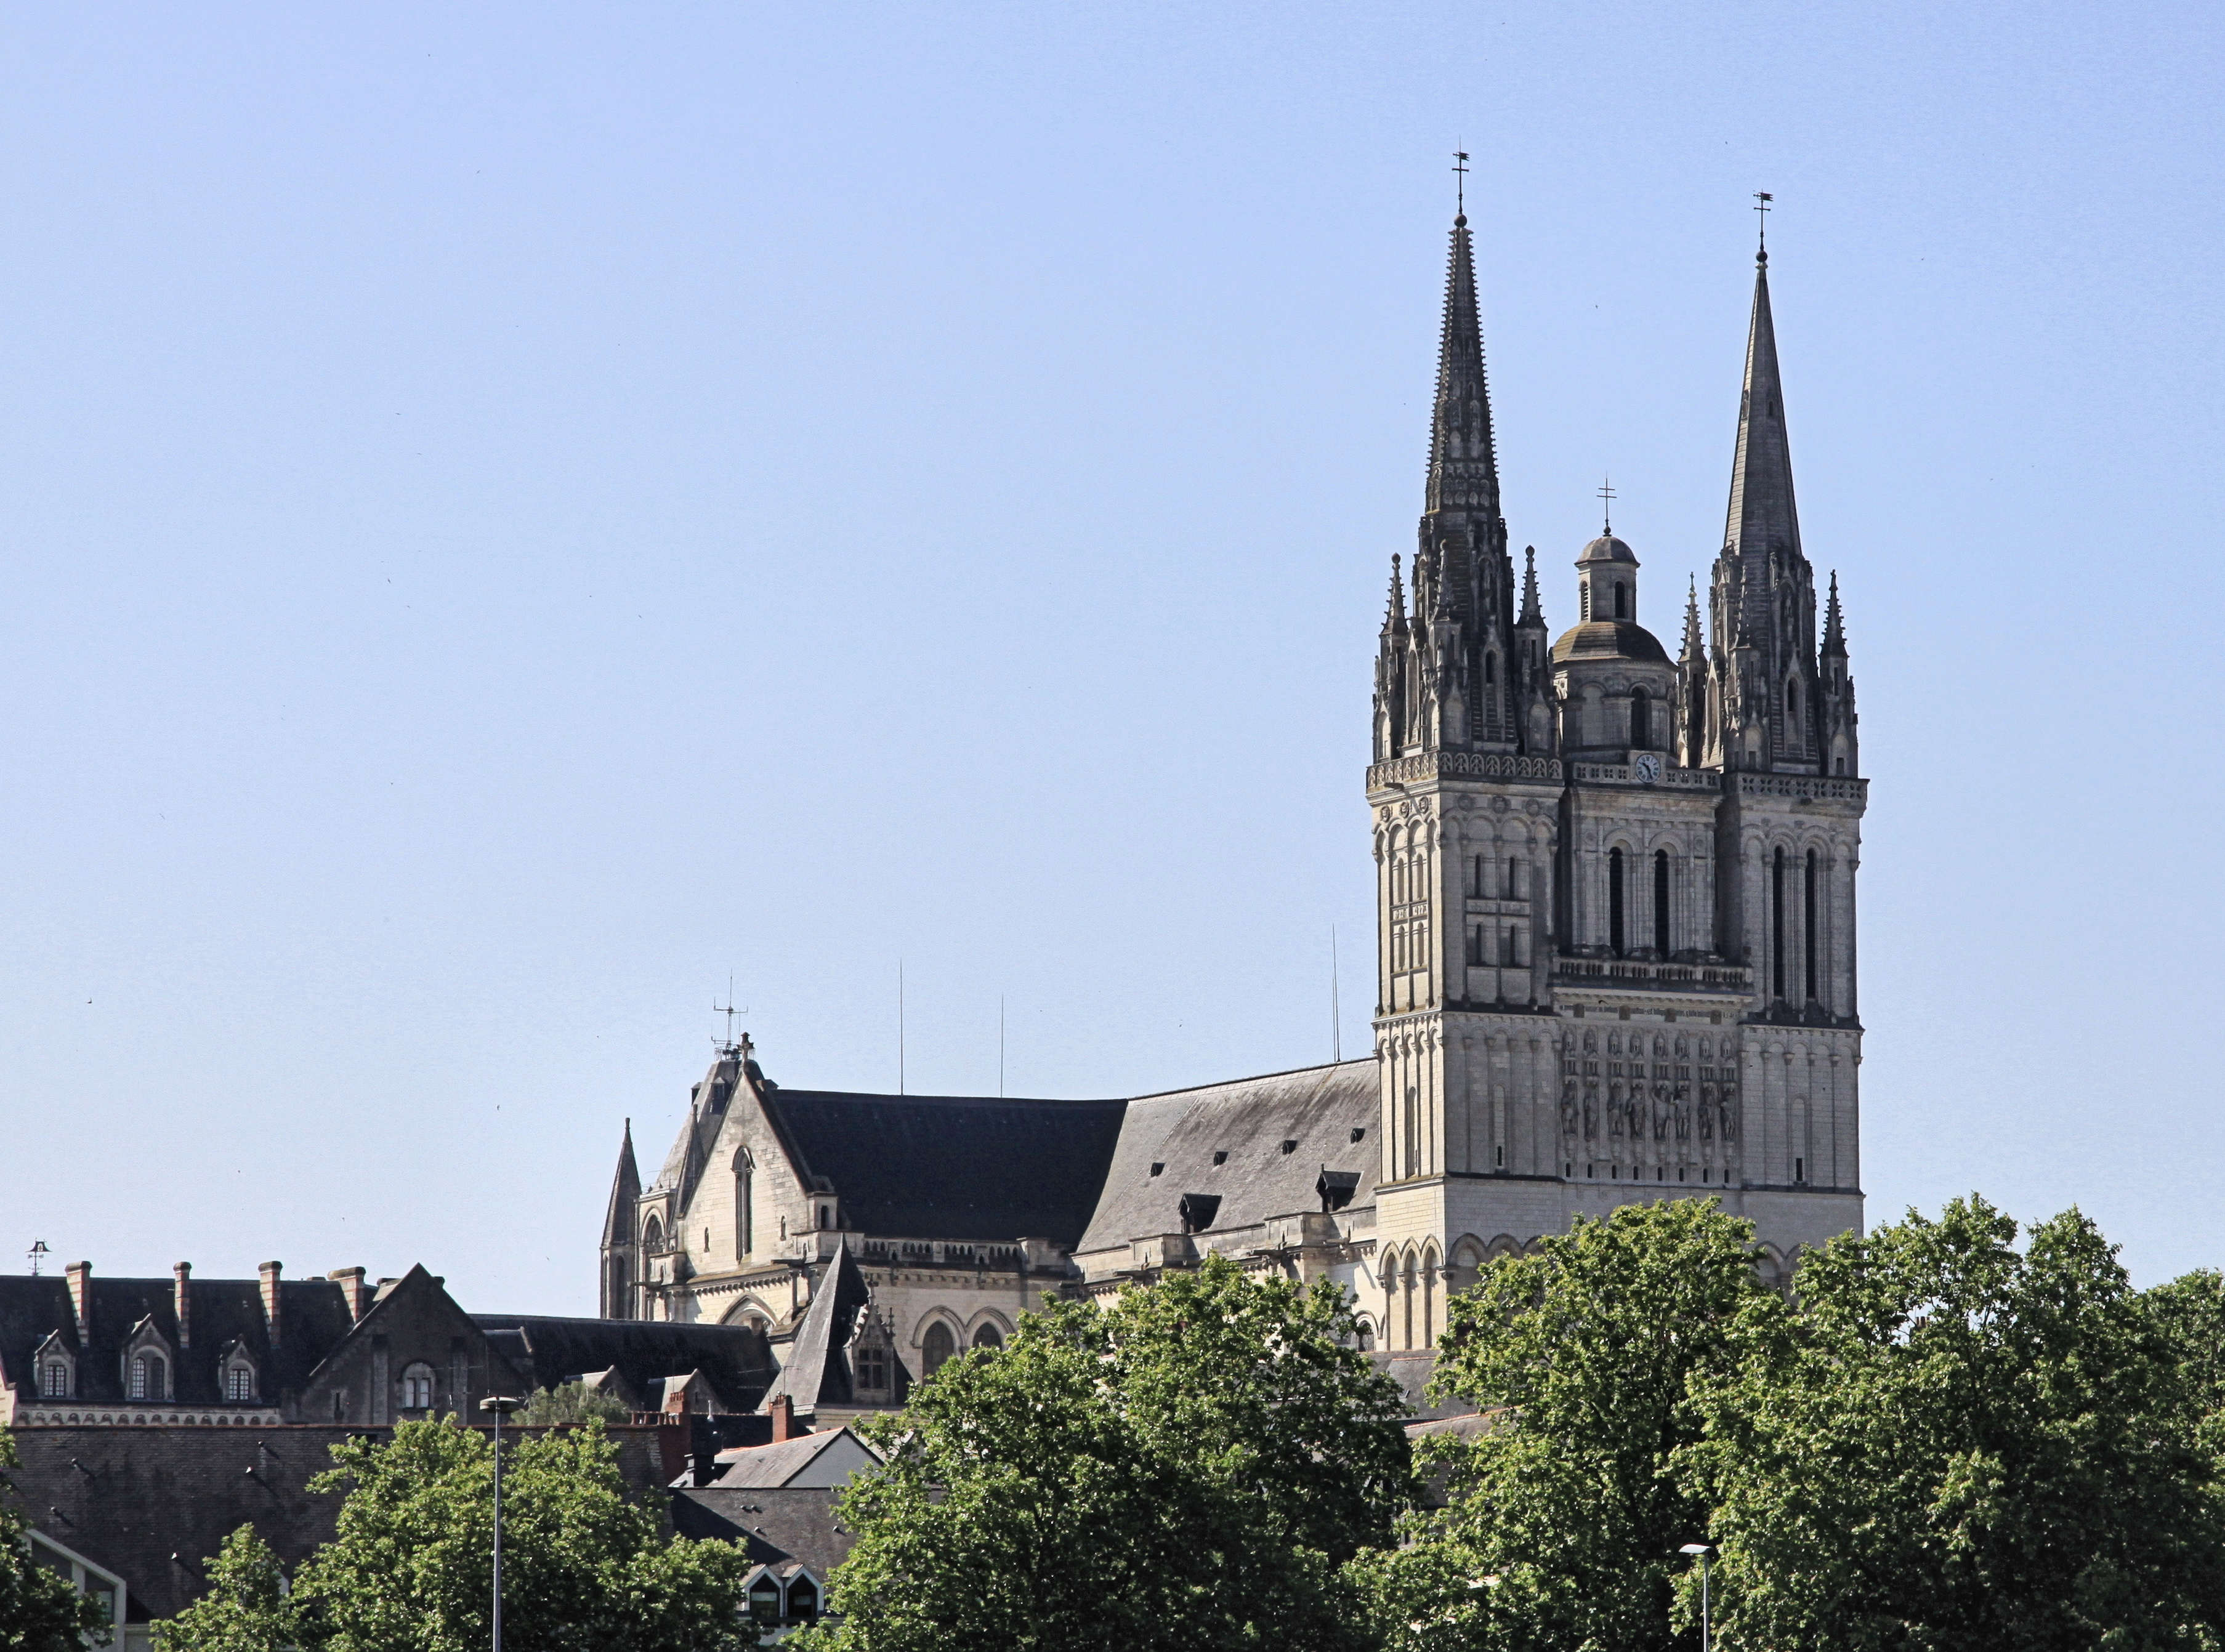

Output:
xmin=2 ymin=5 xmax=2218 ymax=1312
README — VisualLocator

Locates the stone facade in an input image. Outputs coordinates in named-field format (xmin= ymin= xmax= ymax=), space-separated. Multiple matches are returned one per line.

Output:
xmin=603 ymin=212 xmax=1869 ymax=1387
xmin=1365 ymin=216 xmax=1864 ymax=1352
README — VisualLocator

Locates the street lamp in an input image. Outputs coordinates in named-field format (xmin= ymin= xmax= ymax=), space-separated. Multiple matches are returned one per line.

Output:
xmin=1679 ymin=1543 xmax=1713 ymax=1652
xmin=481 ymin=1396 xmax=522 ymax=1652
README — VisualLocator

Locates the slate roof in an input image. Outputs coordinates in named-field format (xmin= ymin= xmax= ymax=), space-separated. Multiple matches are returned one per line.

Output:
xmin=0 ymin=1274 xmax=357 ymax=1409
xmin=670 ymin=1485 xmax=855 ymax=1579
xmin=703 ymin=1428 xmax=879 ymax=1489
xmin=759 ymin=1090 xmax=1127 ymax=1247
xmin=468 ymin=1314 xmax=775 ymax=1412
xmin=1549 ymin=619 xmax=1671 ymax=666
xmin=4 ymin=1424 xmax=677 ymax=1624
xmin=756 ymin=1240 xmax=870 ymax=1416
xmin=1075 ymin=1060 xmax=1378 ymax=1259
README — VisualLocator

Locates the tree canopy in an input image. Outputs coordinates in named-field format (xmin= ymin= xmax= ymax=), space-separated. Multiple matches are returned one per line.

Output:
xmin=519 ymin=1381 xmax=631 ymax=1427
xmin=1696 ymin=1196 xmax=2225 ymax=1650
xmin=155 ymin=1419 xmax=751 ymax=1652
xmin=798 ymin=1254 xmax=1412 ymax=1652
xmin=1347 ymin=1198 xmax=1777 ymax=1652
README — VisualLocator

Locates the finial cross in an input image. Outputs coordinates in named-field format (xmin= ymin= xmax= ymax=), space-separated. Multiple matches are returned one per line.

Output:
xmin=1597 ymin=475 xmax=1616 ymax=534
xmin=1453 ymin=147 xmax=1469 ymax=215
xmin=1753 ymin=190 xmax=1772 ymax=252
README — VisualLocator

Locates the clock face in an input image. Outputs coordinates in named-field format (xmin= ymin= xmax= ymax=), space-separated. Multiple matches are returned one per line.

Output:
xmin=1634 ymin=752 xmax=1663 ymax=784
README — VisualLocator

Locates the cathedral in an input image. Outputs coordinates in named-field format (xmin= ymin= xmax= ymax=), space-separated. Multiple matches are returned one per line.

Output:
xmin=596 ymin=211 xmax=1867 ymax=1404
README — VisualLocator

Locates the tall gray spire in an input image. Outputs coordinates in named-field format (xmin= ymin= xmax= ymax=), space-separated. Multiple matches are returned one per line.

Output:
xmin=1722 ymin=250 xmax=1801 ymax=572
xmin=1426 ymin=214 xmax=1501 ymax=520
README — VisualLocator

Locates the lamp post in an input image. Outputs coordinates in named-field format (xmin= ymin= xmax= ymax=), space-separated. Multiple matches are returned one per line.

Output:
xmin=481 ymin=1396 xmax=522 ymax=1652
xmin=1679 ymin=1542 xmax=1713 ymax=1652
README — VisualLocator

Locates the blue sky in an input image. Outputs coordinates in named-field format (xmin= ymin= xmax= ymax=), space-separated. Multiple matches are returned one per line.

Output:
xmin=2 ymin=4 xmax=2218 ymax=1310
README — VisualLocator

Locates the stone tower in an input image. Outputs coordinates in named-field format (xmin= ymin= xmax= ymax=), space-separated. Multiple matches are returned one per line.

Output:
xmin=1365 ymin=218 xmax=1866 ymax=1348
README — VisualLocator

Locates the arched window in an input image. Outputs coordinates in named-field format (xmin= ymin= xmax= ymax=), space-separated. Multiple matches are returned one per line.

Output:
xmin=131 ymin=1354 xmax=165 ymax=1401
xmin=1771 ymin=847 xmax=1787 ymax=1000
xmin=1806 ymin=849 xmax=1820 ymax=1002
xmin=1484 ymin=651 xmax=1496 ymax=684
xmin=921 ymin=1321 xmax=956 ymax=1376
xmin=1609 ymin=848 xmax=1626 ymax=957
xmin=643 ymin=1214 xmax=664 ymax=1254
xmin=1629 ymin=688 xmax=1649 ymax=749
xmin=1507 ymin=856 xmax=1519 ymax=899
xmin=42 ymin=1361 xmax=67 ymax=1398
xmin=972 ymin=1324 xmax=1004 ymax=1351
xmin=1654 ymin=850 xmax=1671 ymax=955
xmin=1787 ymin=679 xmax=1801 ymax=720
xmin=400 ymin=1363 xmax=435 ymax=1411
xmin=1614 ymin=581 xmax=1628 ymax=619
xmin=735 ymin=1153 xmax=753 ymax=1260
xmin=1501 ymin=925 xmax=1518 ymax=967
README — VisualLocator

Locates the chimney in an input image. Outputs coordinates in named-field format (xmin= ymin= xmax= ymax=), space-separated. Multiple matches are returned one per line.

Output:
xmin=328 ymin=1267 xmax=368 ymax=1323
xmin=173 ymin=1262 xmax=192 ymax=1348
xmin=769 ymin=1392 xmax=796 ymax=1443
xmin=65 ymin=1261 xmax=91 ymax=1344
xmin=259 ymin=1261 xmax=283 ymax=1346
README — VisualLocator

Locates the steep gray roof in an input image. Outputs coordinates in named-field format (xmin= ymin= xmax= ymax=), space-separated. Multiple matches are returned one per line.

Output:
xmin=1075 ymin=1060 xmax=1377 ymax=1258
xmin=469 ymin=1313 xmax=773 ymax=1412
xmin=761 ymin=1090 xmax=1126 ymax=1246
xmin=670 ymin=1485 xmax=854 ymax=1578
xmin=756 ymin=1240 xmax=869 ymax=1416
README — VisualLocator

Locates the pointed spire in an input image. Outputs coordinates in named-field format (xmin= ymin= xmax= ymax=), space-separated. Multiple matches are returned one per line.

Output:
xmin=1681 ymin=577 xmax=1705 ymax=660
xmin=1382 ymin=554 xmax=1408 ymax=637
xmin=1426 ymin=212 xmax=1501 ymax=518
xmin=1821 ymin=570 xmax=1846 ymax=656
xmin=1519 ymin=545 xmax=1543 ymax=626
xmin=1722 ymin=250 xmax=1801 ymax=572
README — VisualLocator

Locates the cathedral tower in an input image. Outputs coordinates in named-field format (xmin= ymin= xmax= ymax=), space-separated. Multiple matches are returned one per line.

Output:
xmin=1365 ymin=217 xmax=1866 ymax=1352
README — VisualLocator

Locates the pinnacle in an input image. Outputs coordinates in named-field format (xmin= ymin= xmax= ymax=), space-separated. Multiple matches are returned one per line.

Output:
xmin=1425 ymin=211 xmax=1501 ymax=519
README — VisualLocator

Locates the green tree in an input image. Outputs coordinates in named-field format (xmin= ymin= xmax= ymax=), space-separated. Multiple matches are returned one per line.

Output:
xmin=799 ymin=1254 xmax=1411 ymax=1652
xmin=1694 ymin=1196 xmax=2225 ymax=1650
xmin=519 ymin=1382 xmax=631 ymax=1427
xmin=283 ymin=1417 xmax=750 ymax=1652
xmin=1346 ymin=1198 xmax=1779 ymax=1652
xmin=151 ymin=1527 xmax=296 ymax=1652
xmin=0 ymin=1429 xmax=113 ymax=1651
xmin=2145 ymin=1267 xmax=2225 ymax=1420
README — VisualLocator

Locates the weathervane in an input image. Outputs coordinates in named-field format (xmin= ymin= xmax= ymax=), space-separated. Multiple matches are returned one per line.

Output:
xmin=1754 ymin=190 xmax=1772 ymax=258
xmin=28 ymin=1239 xmax=49 ymax=1277
xmin=1597 ymin=475 xmax=1617 ymax=534
xmin=1453 ymin=146 xmax=1469 ymax=216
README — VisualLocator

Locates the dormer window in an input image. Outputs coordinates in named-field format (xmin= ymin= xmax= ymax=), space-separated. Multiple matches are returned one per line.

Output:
xmin=41 ymin=1360 xmax=68 ymax=1398
xmin=226 ymin=1366 xmax=254 ymax=1402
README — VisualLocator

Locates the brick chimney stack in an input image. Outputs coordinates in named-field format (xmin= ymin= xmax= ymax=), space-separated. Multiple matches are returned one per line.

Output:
xmin=173 ymin=1262 xmax=192 ymax=1347
xmin=769 ymin=1392 xmax=796 ymax=1443
xmin=259 ymin=1261 xmax=283 ymax=1346
xmin=65 ymin=1260 xmax=91 ymax=1344
xmin=328 ymin=1267 xmax=368 ymax=1323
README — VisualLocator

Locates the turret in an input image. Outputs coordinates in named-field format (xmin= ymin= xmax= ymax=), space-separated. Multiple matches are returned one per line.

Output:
xmin=1818 ymin=571 xmax=1859 ymax=776
xmin=598 ymin=1119 xmax=642 ymax=1320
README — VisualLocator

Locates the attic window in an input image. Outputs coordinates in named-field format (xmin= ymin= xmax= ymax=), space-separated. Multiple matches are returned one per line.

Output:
xmin=1211 ymin=1151 xmax=1229 ymax=1166
xmin=1149 ymin=1162 xmax=1163 ymax=1177
xmin=1280 ymin=1139 xmax=1298 ymax=1155
xmin=1177 ymin=1193 xmax=1222 ymax=1235
xmin=1350 ymin=1127 xmax=1367 ymax=1143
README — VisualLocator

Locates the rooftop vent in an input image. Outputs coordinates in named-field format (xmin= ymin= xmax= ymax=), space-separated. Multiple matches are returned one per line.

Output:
xmin=1280 ymin=1139 xmax=1298 ymax=1155
xmin=1149 ymin=1162 xmax=1164 ymax=1177
xmin=1350 ymin=1127 xmax=1367 ymax=1143
xmin=1211 ymin=1151 xmax=1229 ymax=1166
